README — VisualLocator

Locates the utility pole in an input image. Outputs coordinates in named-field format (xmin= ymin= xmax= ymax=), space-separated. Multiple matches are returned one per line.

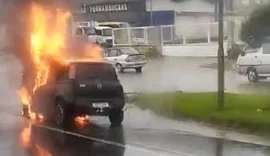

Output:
xmin=217 ymin=0 xmax=225 ymax=110
xmin=150 ymin=0 xmax=153 ymax=26
xmin=215 ymin=0 xmax=218 ymax=21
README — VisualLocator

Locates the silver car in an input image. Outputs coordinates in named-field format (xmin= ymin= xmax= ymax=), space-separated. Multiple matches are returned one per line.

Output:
xmin=104 ymin=47 xmax=147 ymax=73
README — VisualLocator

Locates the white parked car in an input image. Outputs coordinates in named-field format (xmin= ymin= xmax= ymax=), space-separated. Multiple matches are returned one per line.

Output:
xmin=104 ymin=47 xmax=147 ymax=73
xmin=236 ymin=43 xmax=270 ymax=82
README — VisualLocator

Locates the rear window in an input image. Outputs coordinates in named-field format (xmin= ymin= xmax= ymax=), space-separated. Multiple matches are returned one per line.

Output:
xmin=99 ymin=24 xmax=120 ymax=28
xmin=120 ymin=47 xmax=139 ymax=55
xmin=76 ymin=63 xmax=117 ymax=80
xmin=262 ymin=43 xmax=270 ymax=54
xmin=244 ymin=46 xmax=259 ymax=54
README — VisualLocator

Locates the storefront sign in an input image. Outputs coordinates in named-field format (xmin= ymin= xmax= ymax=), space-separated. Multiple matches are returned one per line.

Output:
xmin=81 ymin=3 xmax=129 ymax=13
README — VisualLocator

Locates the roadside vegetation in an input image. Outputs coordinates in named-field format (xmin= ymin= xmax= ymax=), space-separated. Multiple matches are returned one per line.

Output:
xmin=134 ymin=46 xmax=161 ymax=58
xmin=134 ymin=92 xmax=270 ymax=134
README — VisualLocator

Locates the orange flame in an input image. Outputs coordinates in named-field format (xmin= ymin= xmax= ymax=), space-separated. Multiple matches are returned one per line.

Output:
xmin=18 ymin=87 xmax=30 ymax=105
xmin=17 ymin=2 xmax=104 ymax=123
xmin=21 ymin=125 xmax=52 ymax=156
xmin=21 ymin=125 xmax=31 ymax=148
xmin=30 ymin=3 xmax=70 ymax=92
xmin=36 ymin=145 xmax=52 ymax=156
xmin=74 ymin=115 xmax=90 ymax=128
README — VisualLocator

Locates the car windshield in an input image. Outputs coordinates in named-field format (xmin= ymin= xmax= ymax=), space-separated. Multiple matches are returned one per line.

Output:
xmin=120 ymin=47 xmax=139 ymax=55
xmin=262 ymin=43 xmax=270 ymax=54
xmin=83 ymin=27 xmax=96 ymax=36
xmin=99 ymin=24 xmax=120 ymax=28
xmin=244 ymin=45 xmax=260 ymax=53
xmin=76 ymin=63 xmax=117 ymax=80
xmin=102 ymin=29 xmax=112 ymax=36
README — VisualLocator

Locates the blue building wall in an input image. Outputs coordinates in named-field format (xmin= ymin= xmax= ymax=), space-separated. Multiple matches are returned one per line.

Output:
xmin=141 ymin=10 xmax=175 ymax=26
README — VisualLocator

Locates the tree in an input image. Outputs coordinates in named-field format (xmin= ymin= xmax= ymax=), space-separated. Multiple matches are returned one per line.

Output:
xmin=240 ymin=4 xmax=270 ymax=48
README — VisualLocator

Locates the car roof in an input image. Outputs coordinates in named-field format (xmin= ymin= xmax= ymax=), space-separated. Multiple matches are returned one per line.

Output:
xmin=106 ymin=47 xmax=134 ymax=50
xmin=95 ymin=26 xmax=112 ymax=29
xmin=99 ymin=22 xmax=127 ymax=24
xmin=67 ymin=59 xmax=111 ymax=65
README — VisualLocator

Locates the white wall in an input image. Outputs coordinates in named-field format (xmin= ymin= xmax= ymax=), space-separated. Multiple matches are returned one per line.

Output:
xmin=174 ymin=16 xmax=216 ymax=40
xmin=146 ymin=0 xmax=214 ymax=12
xmin=146 ymin=0 xmax=217 ymax=40
xmin=162 ymin=43 xmax=228 ymax=57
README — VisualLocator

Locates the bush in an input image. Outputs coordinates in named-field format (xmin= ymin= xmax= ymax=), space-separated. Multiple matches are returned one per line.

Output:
xmin=227 ymin=44 xmax=245 ymax=60
xmin=134 ymin=46 xmax=161 ymax=58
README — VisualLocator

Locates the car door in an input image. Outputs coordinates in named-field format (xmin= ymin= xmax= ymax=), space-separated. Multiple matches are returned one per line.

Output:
xmin=106 ymin=49 xmax=119 ymax=64
xmin=257 ymin=44 xmax=270 ymax=74
xmin=31 ymin=83 xmax=55 ymax=117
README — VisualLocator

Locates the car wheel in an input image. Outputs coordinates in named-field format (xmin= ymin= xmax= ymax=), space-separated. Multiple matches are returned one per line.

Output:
xmin=247 ymin=68 xmax=259 ymax=82
xmin=109 ymin=110 xmax=123 ymax=127
xmin=22 ymin=105 xmax=30 ymax=119
xmin=116 ymin=63 xmax=124 ymax=73
xmin=55 ymin=100 xmax=71 ymax=127
xmin=135 ymin=67 xmax=142 ymax=73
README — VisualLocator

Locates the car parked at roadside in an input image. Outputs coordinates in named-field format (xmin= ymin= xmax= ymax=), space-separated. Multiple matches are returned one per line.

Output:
xmin=236 ymin=43 xmax=270 ymax=82
xmin=104 ymin=47 xmax=147 ymax=73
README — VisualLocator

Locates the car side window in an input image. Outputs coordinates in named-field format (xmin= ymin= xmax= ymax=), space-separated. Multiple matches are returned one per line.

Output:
xmin=108 ymin=49 xmax=118 ymax=57
xmin=57 ymin=71 xmax=69 ymax=82
xmin=95 ymin=29 xmax=102 ymax=36
xmin=75 ymin=28 xmax=83 ymax=36
xmin=262 ymin=44 xmax=270 ymax=54
xmin=117 ymin=51 xmax=122 ymax=56
xmin=69 ymin=65 xmax=76 ymax=79
xmin=103 ymin=50 xmax=109 ymax=57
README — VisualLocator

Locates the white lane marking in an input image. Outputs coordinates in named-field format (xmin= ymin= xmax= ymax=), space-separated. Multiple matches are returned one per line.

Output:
xmin=35 ymin=124 xmax=196 ymax=156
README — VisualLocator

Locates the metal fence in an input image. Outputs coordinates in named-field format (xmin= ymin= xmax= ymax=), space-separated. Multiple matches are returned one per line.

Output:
xmin=112 ymin=22 xmax=228 ymax=46
xmin=112 ymin=26 xmax=161 ymax=46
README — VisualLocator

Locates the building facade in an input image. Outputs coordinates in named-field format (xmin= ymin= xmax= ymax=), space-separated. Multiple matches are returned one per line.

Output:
xmin=69 ymin=0 xmax=148 ymax=26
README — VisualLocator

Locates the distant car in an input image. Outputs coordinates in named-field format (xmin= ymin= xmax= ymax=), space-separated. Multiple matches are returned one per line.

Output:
xmin=104 ymin=47 xmax=147 ymax=73
xmin=236 ymin=43 xmax=270 ymax=82
xmin=22 ymin=61 xmax=125 ymax=127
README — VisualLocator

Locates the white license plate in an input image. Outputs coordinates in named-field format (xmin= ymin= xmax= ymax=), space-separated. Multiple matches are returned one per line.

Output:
xmin=92 ymin=102 xmax=109 ymax=108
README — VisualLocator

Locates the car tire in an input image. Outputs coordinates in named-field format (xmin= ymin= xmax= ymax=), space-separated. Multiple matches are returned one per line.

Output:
xmin=135 ymin=67 xmax=142 ymax=73
xmin=22 ymin=105 xmax=30 ymax=119
xmin=116 ymin=63 xmax=124 ymax=73
xmin=109 ymin=110 xmax=123 ymax=127
xmin=55 ymin=100 xmax=71 ymax=127
xmin=247 ymin=68 xmax=259 ymax=82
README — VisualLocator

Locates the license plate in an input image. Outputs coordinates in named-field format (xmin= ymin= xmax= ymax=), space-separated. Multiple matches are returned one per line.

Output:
xmin=92 ymin=102 xmax=109 ymax=108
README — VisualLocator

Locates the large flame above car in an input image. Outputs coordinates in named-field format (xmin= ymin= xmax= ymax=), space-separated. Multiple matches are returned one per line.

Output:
xmin=17 ymin=2 xmax=103 ymax=120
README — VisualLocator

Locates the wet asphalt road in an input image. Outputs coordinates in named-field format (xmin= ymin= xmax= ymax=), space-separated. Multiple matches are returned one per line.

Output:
xmin=119 ymin=57 xmax=270 ymax=94
xmin=2 ymin=55 xmax=270 ymax=156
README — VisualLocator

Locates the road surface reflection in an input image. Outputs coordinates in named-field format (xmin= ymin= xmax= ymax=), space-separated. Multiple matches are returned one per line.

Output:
xmin=20 ymin=123 xmax=125 ymax=156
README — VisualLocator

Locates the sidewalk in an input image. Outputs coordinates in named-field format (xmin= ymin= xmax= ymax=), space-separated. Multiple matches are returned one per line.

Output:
xmin=125 ymin=104 xmax=270 ymax=147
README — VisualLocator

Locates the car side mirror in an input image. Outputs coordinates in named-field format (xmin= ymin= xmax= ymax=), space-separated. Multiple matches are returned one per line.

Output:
xmin=240 ymin=51 xmax=246 ymax=56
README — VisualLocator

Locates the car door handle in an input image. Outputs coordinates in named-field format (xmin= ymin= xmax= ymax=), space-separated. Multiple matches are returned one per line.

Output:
xmin=114 ymin=59 xmax=117 ymax=60
xmin=254 ymin=56 xmax=258 ymax=58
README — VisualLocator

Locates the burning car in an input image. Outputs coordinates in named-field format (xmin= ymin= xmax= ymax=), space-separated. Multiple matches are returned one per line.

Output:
xmin=17 ymin=3 xmax=125 ymax=127
xmin=22 ymin=60 xmax=125 ymax=127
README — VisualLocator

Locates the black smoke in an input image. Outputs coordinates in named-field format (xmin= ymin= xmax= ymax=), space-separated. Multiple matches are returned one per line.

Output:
xmin=240 ymin=3 xmax=270 ymax=48
xmin=3 ymin=0 xmax=70 ymax=94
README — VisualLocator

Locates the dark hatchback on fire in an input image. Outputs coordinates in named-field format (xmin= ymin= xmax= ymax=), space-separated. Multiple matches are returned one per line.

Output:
xmin=22 ymin=61 xmax=125 ymax=127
